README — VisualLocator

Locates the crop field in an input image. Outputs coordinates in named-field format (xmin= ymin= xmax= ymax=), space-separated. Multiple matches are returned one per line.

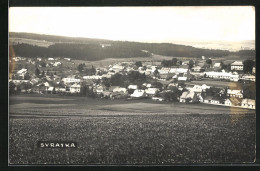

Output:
xmin=9 ymin=38 xmax=55 ymax=47
xmin=9 ymin=95 xmax=255 ymax=164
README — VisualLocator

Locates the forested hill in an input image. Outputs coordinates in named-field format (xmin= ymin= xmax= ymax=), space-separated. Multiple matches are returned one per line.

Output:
xmin=9 ymin=32 xmax=255 ymax=60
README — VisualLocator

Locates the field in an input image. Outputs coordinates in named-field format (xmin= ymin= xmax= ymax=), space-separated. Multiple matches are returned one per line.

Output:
xmin=9 ymin=95 xmax=255 ymax=164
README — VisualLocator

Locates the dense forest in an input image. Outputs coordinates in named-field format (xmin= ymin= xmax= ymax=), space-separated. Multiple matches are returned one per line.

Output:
xmin=10 ymin=32 xmax=255 ymax=60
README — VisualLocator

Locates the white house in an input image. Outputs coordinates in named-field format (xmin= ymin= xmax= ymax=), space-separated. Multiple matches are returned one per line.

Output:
xmin=48 ymin=58 xmax=55 ymax=61
xmin=113 ymin=87 xmax=127 ymax=94
xmin=64 ymin=58 xmax=71 ymax=61
xmin=158 ymin=68 xmax=170 ymax=74
xmin=224 ymin=99 xmax=232 ymax=106
xmin=145 ymin=88 xmax=159 ymax=96
xmin=128 ymin=85 xmax=138 ymax=90
xmin=231 ymin=61 xmax=243 ymax=71
xmin=62 ymin=78 xmax=81 ymax=84
xmin=179 ymin=91 xmax=197 ymax=103
xmin=83 ymin=75 xmax=102 ymax=80
xmin=227 ymin=89 xmax=243 ymax=98
xmin=241 ymin=75 xmax=255 ymax=82
xmin=53 ymin=62 xmax=62 ymax=67
xmin=70 ymin=83 xmax=81 ymax=93
xmin=130 ymin=89 xmax=145 ymax=98
xmin=152 ymin=96 xmax=164 ymax=101
xmin=17 ymin=68 xmax=27 ymax=79
xmin=241 ymin=99 xmax=255 ymax=109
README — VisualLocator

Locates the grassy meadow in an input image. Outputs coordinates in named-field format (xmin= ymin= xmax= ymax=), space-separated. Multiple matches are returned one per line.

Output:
xmin=9 ymin=95 xmax=255 ymax=164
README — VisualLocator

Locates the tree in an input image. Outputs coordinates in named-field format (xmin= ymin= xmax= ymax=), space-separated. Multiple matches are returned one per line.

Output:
xmin=77 ymin=63 xmax=86 ymax=72
xmin=9 ymin=81 xmax=16 ymax=95
xmin=102 ymin=77 xmax=111 ymax=88
xmin=41 ymin=71 xmax=45 ymax=77
xmin=161 ymin=60 xmax=173 ymax=67
xmin=242 ymin=83 xmax=255 ymax=99
xmin=152 ymin=81 xmax=163 ymax=90
xmin=243 ymin=60 xmax=255 ymax=74
xmin=188 ymin=60 xmax=194 ymax=69
xmin=135 ymin=61 xmax=142 ymax=67
xmin=52 ymin=87 xmax=56 ymax=94
xmin=206 ymin=59 xmax=212 ymax=65
xmin=35 ymin=68 xmax=40 ymax=76
xmin=111 ymin=73 xmax=124 ymax=86
xmin=153 ymin=69 xmax=159 ymax=77
xmin=163 ymin=87 xmax=182 ymax=102
xmin=172 ymin=58 xmax=177 ymax=66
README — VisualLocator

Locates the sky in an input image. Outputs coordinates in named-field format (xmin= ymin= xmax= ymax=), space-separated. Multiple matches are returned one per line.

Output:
xmin=9 ymin=7 xmax=255 ymax=43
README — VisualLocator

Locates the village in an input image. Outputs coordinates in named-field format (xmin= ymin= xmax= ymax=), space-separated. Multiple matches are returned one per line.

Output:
xmin=9 ymin=55 xmax=256 ymax=110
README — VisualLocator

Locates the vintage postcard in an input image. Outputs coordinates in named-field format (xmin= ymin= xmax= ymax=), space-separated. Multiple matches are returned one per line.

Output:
xmin=9 ymin=7 xmax=255 ymax=165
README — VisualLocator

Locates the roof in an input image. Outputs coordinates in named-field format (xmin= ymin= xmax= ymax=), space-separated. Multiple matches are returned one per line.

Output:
xmin=241 ymin=99 xmax=255 ymax=105
xmin=231 ymin=61 xmax=243 ymax=66
xmin=180 ymin=91 xmax=189 ymax=99
xmin=229 ymin=97 xmax=242 ymax=105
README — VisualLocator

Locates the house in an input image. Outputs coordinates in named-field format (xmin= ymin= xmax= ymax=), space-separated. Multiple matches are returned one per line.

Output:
xmin=192 ymin=66 xmax=204 ymax=72
xmin=241 ymin=75 xmax=255 ymax=82
xmin=101 ymin=74 xmax=112 ymax=79
xmin=231 ymin=61 xmax=243 ymax=71
xmin=102 ymin=90 xmax=111 ymax=97
xmin=211 ymin=97 xmax=221 ymax=104
xmin=53 ymin=62 xmax=62 ymax=67
xmin=158 ymin=67 xmax=170 ymax=74
xmin=178 ymin=76 xmax=187 ymax=81
xmin=145 ymin=88 xmax=159 ymax=96
xmin=83 ymin=75 xmax=102 ymax=80
xmin=227 ymin=89 xmax=243 ymax=98
xmin=130 ymin=89 xmax=145 ymax=98
xmin=56 ymin=87 xmax=66 ymax=93
xmin=152 ymin=96 xmax=164 ymax=101
xmin=17 ymin=68 xmax=27 ymax=79
xmin=47 ymin=87 xmax=54 ymax=93
xmin=113 ymin=87 xmax=127 ymax=94
xmin=252 ymin=67 xmax=256 ymax=74
xmin=158 ymin=74 xmax=168 ymax=81
xmin=48 ymin=58 xmax=55 ymax=61
xmin=241 ymin=99 xmax=255 ymax=109
xmin=29 ymin=78 xmax=41 ymax=85
xmin=128 ymin=85 xmax=138 ymax=90
xmin=64 ymin=58 xmax=71 ymax=61
xmin=110 ymin=92 xmax=126 ymax=99
xmin=70 ymin=83 xmax=81 ymax=93
xmin=142 ymin=83 xmax=152 ymax=88
xmin=224 ymin=99 xmax=232 ymax=106
xmin=213 ymin=63 xmax=221 ymax=68
xmin=204 ymin=70 xmax=239 ymax=81
xmin=179 ymin=91 xmax=198 ymax=103
xmin=62 ymin=78 xmax=81 ymax=84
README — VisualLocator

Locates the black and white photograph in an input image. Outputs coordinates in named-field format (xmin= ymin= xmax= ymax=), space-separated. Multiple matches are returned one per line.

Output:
xmin=8 ymin=6 xmax=256 ymax=165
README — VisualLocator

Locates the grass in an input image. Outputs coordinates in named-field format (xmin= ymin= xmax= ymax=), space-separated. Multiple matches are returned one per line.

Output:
xmin=9 ymin=94 xmax=256 ymax=164
xmin=9 ymin=114 xmax=255 ymax=164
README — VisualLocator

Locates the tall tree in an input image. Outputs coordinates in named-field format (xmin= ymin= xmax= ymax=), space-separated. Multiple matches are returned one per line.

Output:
xmin=135 ymin=61 xmax=142 ymax=67
xmin=188 ymin=60 xmax=194 ymax=69
xmin=172 ymin=58 xmax=177 ymax=66
xmin=35 ymin=67 xmax=40 ymax=76
xmin=243 ymin=60 xmax=255 ymax=74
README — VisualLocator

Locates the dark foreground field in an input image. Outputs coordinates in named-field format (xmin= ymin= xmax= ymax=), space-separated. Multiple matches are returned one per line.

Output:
xmin=9 ymin=95 xmax=256 ymax=164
